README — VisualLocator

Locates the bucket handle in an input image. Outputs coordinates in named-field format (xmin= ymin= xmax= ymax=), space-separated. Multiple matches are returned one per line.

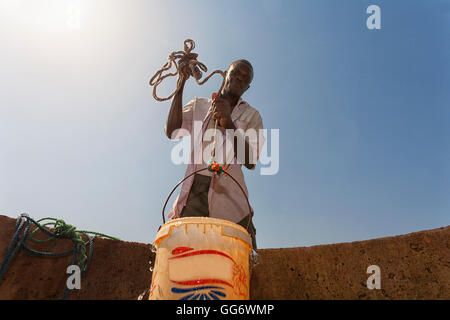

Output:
xmin=162 ymin=168 xmax=254 ymax=232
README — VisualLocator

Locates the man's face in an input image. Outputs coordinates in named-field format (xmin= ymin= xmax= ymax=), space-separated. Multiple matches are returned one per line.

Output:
xmin=223 ymin=62 xmax=253 ymax=97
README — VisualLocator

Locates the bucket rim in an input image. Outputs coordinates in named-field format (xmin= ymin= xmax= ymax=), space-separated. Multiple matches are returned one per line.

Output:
xmin=154 ymin=217 xmax=252 ymax=249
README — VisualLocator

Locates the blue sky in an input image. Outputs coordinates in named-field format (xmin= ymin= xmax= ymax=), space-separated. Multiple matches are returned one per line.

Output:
xmin=0 ymin=0 xmax=449 ymax=248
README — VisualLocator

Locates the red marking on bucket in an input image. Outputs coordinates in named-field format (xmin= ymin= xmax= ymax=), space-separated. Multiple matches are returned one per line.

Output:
xmin=171 ymin=247 xmax=194 ymax=255
xmin=169 ymin=249 xmax=235 ymax=263
xmin=171 ymin=278 xmax=233 ymax=288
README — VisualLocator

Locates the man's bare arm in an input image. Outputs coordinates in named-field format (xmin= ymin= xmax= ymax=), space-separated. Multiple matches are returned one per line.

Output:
xmin=164 ymin=76 xmax=187 ymax=139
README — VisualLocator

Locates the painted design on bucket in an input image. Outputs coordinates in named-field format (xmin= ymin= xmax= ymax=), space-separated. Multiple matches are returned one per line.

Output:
xmin=169 ymin=246 xmax=248 ymax=299
xmin=149 ymin=271 xmax=157 ymax=299
xmin=171 ymin=247 xmax=194 ymax=255
xmin=232 ymin=264 xmax=248 ymax=297
xmin=171 ymin=286 xmax=226 ymax=300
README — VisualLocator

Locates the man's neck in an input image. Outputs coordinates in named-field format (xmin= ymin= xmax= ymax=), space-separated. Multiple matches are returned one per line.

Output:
xmin=221 ymin=92 xmax=241 ymax=111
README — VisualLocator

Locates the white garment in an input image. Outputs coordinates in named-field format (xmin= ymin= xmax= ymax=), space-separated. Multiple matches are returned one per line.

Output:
xmin=164 ymin=97 xmax=265 ymax=223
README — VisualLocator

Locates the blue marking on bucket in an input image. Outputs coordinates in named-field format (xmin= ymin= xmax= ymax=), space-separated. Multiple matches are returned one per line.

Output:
xmin=172 ymin=286 xmax=227 ymax=300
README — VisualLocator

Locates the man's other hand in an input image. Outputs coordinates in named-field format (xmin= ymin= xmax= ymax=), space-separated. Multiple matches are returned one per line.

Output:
xmin=212 ymin=97 xmax=235 ymax=129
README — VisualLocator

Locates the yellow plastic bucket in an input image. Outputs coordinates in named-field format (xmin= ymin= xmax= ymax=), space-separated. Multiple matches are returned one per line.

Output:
xmin=149 ymin=217 xmax=252 ymax=300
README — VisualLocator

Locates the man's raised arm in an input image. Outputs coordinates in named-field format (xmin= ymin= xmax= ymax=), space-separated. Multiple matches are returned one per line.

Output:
xmin=165 ymin=65 xmax=189 ymax=139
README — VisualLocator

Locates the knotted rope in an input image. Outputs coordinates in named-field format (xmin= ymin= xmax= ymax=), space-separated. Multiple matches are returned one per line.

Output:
xmin=149 ymin=39 xmax=226 ymax=102
xmin=27 ymin=217 xmax=120 ymax=272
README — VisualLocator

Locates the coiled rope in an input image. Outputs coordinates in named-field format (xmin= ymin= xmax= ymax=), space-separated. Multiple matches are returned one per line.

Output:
xmin=0 ymin=213 xmax=120 ymax=300
xmin=149 ymin=39 xmax=226 ymax=102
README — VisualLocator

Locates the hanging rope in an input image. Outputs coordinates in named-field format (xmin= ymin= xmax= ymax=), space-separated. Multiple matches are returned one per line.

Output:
xmin=0 ymin=213 xmax=120 ymax=300
xmin=149 ymin=39 xmax=226 ymax=102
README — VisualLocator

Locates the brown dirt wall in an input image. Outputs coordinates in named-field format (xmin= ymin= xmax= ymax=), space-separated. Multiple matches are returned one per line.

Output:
xmin=0 ymin=215 xmax=448 ymax=300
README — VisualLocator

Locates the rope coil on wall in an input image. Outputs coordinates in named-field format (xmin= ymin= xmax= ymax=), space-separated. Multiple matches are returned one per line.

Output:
xmin=0 ymin=213 xmax=119 ymax=300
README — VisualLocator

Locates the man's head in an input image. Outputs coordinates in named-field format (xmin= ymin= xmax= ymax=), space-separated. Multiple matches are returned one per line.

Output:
xmin=222 ymin=59 xmax=254 ymax=98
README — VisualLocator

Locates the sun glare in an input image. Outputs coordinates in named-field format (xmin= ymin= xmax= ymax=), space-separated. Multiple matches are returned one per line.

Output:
xmin=0 ymin=0 xmax=82 ymax=33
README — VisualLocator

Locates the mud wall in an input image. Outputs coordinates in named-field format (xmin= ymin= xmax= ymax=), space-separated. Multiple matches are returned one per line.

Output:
xmin=0 ymin=215 xmax=448 ymax=299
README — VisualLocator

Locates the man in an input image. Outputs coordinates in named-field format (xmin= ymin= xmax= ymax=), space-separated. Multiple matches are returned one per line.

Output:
xmin=164 ymin=59 xmax=264 ymax=248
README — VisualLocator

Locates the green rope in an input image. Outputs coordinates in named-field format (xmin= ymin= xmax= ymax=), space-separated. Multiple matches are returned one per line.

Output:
xmin=27 ymin=217 xmax=120 ymax=272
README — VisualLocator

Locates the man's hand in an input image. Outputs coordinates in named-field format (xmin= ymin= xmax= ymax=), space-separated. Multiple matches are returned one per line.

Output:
xmin=212 ymin=97 xmax=235 ymax=129
xmin=177 ymin=58 xmax=191 ymax=82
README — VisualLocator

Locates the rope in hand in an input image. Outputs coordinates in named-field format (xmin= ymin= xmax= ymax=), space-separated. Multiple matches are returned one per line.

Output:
xmin=0 ymin=213 xmax=120 ymax=300
xmin=208 ymin=91 xmax=232 ymax=174
xmin=149 ymin=39 xmax=226 ymax=102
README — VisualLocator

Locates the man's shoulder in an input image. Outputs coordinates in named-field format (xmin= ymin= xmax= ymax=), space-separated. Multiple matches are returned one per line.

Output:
xmin=242 ymin=101 xmax=258 ymax=113
xmin=189 ymin=97 xmax=212 ymax=112
xmin=240 ymin=100 xmax=263 ymax=120
xmin=194 ymin=96 xmax=212 ymax=105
